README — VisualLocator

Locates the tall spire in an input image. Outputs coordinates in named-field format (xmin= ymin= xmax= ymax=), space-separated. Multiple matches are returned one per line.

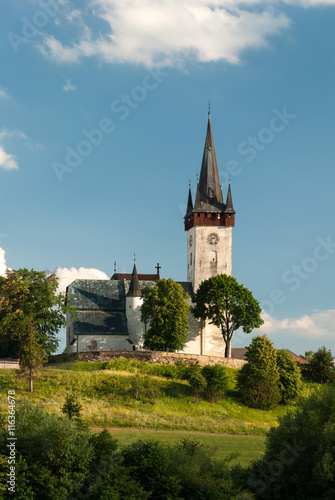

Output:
xmin=196 ymin=112 xmax=223 ymax=208
xmin=224 ymin=181 xmax=236 ymax=214
xmin=127 ymin=260 xmax=141 ymax=297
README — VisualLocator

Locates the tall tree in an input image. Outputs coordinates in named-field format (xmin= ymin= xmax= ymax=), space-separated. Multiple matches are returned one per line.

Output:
xmin=304 ymin=346 xmax=335 ymax=383
xmin=0 ymin=268 xmax=74 ymax=357
xmin=141 ymin=278 xmax=189 ymax=352
xmin=18 ymin=316 xmax=45 ymax=393
xmin=192 ymin=274 xmax=263 ymax=358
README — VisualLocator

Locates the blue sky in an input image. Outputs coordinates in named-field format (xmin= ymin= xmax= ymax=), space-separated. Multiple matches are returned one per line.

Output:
xmin=0 ymin=0 xmax=334 ymax=355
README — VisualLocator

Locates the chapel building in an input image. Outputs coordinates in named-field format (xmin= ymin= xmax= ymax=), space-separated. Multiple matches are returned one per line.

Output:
xmin=66 ymin=111 xmax=236 ymax=356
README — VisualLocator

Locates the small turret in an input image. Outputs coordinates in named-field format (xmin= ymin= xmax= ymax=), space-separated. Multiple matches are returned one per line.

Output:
xmin=223 ymin=182 xmax=236 ymax=227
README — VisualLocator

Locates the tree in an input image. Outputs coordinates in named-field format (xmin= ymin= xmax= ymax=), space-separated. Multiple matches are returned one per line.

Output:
xmin=141 ymin=278 xmax=189 ymax=352
xmin=18 ymin=316 xmax=45 ymax=393
xmin=247 ymin=383 xmax=335 ymax=499
xmin=0 ymin=268 xmax=74 ymax=358
xmin=61 ymin=395 xmax=83 ymax=421
xmin=301 ymin=349 xmax=314 ymax=362
xmin=304 ymin=346 xmax=335 ymax=383
xmin=237 ymin=335 xmax=281 ymax=410
xmin=276 ymin=349 xmax=302 ymax=404
xmin=192 ymin=274 xmax=264 ymax=358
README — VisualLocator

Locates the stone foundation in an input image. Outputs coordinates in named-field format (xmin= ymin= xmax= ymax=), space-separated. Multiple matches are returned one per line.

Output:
xmin=48 ymin=350 xmax=246 ymax=369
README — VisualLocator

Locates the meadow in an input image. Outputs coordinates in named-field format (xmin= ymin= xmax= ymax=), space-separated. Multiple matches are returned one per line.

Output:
xmin=0 ymin=358 xmax=316 ymax=466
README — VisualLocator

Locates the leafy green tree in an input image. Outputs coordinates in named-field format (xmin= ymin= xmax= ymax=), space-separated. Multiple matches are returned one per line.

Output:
xmin=202 ymin=364 xmax=229 ymax=403
xmin=18 ymin=316 xmax=45 ymax=393
xmin=247 ymin=383 xmax=335 ymax=499
xmin=304 ymin=346 xmax=335 ymax=383
xmin=192 ymin=274 xmax=263 ymax=358
xmin=301 ymin=349 xmax=314 ymax=362
xmin=141 ymin=278 xmax=189 ymax=352
xmin=61 ymin=394 xmax=83 ymax=420
xmin=0 ymin=268 xmax=74 ymax=358
xmin=237 ymin=335 xmax=281 ymax=410
xmin=276 ymin=349 xmax=302 ymax=404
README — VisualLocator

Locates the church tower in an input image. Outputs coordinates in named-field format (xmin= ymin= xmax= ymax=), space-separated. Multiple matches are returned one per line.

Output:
xmin=185 ymin=111 xmax=236 ymax=293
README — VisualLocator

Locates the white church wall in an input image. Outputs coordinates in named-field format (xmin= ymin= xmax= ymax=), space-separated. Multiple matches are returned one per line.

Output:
xmin=126 ymin=296 xmax=145 ymax=348
xmin=187 ymin=225 xmax=232 ymax=292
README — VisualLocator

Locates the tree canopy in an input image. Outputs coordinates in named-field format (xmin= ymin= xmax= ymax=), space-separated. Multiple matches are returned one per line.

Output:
xmin=303 ymin=346 xmax=335 ymax=383
xmin=192 ymin=274 xmax=264 ymax=357
xmin=141 ymin=278 xmax=189 ymax=352
xmin=0 ymin=268 xmax=73 ymax=358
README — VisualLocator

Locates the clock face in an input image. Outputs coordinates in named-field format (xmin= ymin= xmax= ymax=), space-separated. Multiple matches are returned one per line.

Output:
xmin=207 ymin=233 xmax=219 ymax=245
xmin=189 ymin=235 xmax=193 ymax=247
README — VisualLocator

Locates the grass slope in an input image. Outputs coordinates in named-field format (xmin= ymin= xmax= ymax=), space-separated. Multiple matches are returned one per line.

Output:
xmin=0 ymin=358 xmax=316 ymax=465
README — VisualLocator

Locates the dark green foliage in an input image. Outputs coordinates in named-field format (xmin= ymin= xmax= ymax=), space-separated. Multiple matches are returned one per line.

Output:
xmin=192 ymin=274 xmax=263 ymax=358
xmin=202 ymin=364 xmax=229 ymax=402
xmin=303 ymin=346 xmax=335 ymax=383
xmin=141 ymin=278 xmax=190 ymax=352
xmin=237 ymin=335 xmax=281 ymax=410
xmin=0 ymin=268 xmax=74 ymax=358
xmin=189 ymin=367 xmax=207 ymax=403
xmin=61 ymin=394 xmax=83 ymax=420
xmin=246 ymin=383 xmax=335 ymax=499
xmin=276 ymin=349 xmax=302 ymax=403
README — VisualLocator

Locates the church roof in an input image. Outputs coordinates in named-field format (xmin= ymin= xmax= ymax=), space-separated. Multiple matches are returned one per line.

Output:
xmin=127 ymin=263 xmax=141 ymax=297
xmin=67 ymin=279 xmax=156 ymax=336
xmin=224 ymin=183 xmax=236 ymax=214
xmin=189 ymin=113 xmax=226 ymax=215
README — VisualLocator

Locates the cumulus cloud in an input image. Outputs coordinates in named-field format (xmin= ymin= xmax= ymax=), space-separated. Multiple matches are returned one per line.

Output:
xmin=0 ymin=247 xmax=11 ymax=276
xmin=38 ymin=0 xmax=294 ymax=66
xmin=55 ymin=266 xmax=110 ymax=293
xmin=0 ymin=146 xmax=18 ymax=170
xmin=260 ymin=309 xmax=335 ymax=338
xmin=0 ymin=129 xmax=27 ymax=141
xmin=63 ymin=78 xmax=77 ymax=92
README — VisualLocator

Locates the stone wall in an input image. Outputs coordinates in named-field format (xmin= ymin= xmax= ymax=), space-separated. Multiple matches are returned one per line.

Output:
xmin=48 ymin=350 xmax=246 ymax=369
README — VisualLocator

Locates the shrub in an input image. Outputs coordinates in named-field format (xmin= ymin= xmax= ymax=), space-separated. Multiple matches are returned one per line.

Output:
xmin=276 ymin=349 xmax=302 ymax=403
xmin=202 ymin=364 xmax=229 ymax=402
xmin=189 ymin=369 xmax=207 ymax=403
xmin=61 ymin=394 xmax=83 ymax=420
xmin=237 ymin=335 xmax=281 ymax=410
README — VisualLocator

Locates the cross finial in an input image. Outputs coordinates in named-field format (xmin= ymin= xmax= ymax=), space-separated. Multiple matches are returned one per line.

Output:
xmin=155 ymin=263 xmax=161 ymax=279
xmin=208 ymin=100 xmax=211 ymax=118
xmin=114 ymin=261 xmax=116 ymax=273
xmin=189 ymin=179 xmax=191 ymax=188
xmin=134 ymin=253 xmax=136 ymax=264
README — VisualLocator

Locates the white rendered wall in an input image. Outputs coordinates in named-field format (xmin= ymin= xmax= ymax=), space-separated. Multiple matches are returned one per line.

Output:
xmin=187 ymin=225 xmax=232 ymax=292
xmin=126 ymin=296 xmax=145 ymax=348
xmin=66 ymin=334 xmax=131 ymax=353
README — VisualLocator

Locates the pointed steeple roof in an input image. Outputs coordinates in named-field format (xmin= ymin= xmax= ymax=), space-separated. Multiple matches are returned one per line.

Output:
xmin=196 ymin=112 xmax=224 ymax=208
xmin=224 ymin=182 xmax=236 ymax=214
xmin=185 ymin=183 xmax=193 ymax=217
xmin=127 ymin=261 xmax=141 ymax=297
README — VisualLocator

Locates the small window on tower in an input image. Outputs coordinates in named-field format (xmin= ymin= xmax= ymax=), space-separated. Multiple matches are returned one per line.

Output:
xmin=190 ymin=253 xmax=192 ymax=265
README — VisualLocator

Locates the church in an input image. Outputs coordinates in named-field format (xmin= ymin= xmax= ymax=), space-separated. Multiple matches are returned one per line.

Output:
xmin=65 ymin=111 xmax=236 ymax=356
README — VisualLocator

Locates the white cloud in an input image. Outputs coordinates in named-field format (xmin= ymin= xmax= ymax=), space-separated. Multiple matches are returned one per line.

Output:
xmin=55 ymin=266 xmax=110 ymax=293
xmin=260 ymin=309 xmax=335 ymax=338
xmin=0 ymin=146 xmax=18 ymax=170
xmin=63 ymin=78 xmax=77 ymax=92
xmin=0 ymin=129 xmax=27 ymax=141
xmin=38 ymin=1 xmax=293 ymax=66
xmin=0 ymin=86 xmax=9 ymax=99
xmin=0 ymin=248 xmax=7 ymax=276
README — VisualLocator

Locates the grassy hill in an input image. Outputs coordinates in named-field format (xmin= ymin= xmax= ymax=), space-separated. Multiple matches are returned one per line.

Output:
xmin=0 ymin=357 xmax=316 ymax=466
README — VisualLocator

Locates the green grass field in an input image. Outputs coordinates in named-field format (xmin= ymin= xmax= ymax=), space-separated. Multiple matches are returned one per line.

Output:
xmin=0 ymin=358 xmax=316 ymax=466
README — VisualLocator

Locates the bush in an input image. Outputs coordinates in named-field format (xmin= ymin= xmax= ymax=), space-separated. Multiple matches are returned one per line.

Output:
xmin=202 ymin=364 xmax=229 ymax=402
xmin=189 ymin=369 xmax=207 ymax=403
xmin=237 ymin=335 xmax=281 ymax=410
xmin=276 ymin=349 xmax=302 ymax=403
xmin=246 ymin=383 xmax=335 ymax=499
